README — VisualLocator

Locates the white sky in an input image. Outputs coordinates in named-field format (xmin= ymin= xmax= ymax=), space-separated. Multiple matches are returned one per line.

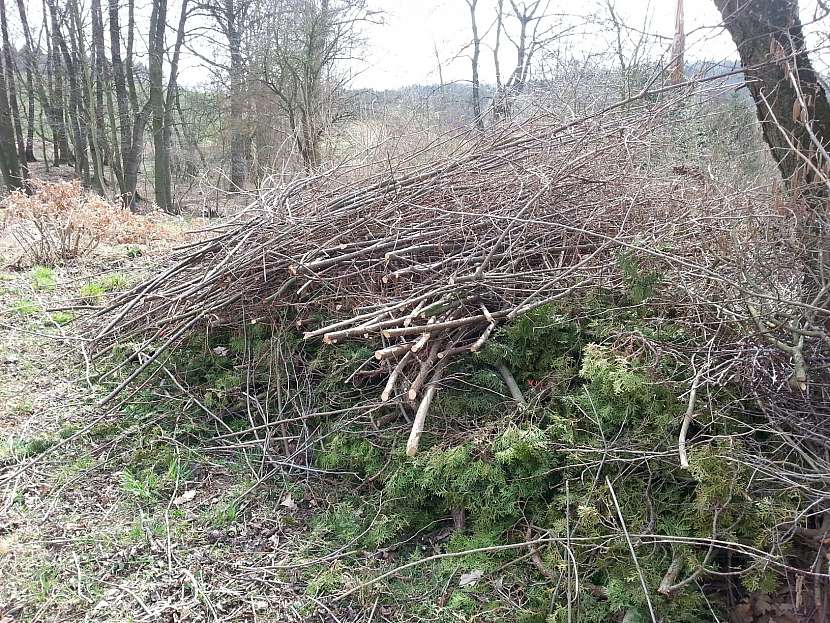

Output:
xmin=349 ymin=0 xmax=737 ymax=89
xmin=11 ymin=0 xmax=829 ymax=90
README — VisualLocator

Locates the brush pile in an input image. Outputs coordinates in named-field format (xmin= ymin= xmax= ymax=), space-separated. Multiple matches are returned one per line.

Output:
xmin=89 ymin=104 xmax=759 ymax=450
xmin=82 ymin=101 xmax=830 ymax=619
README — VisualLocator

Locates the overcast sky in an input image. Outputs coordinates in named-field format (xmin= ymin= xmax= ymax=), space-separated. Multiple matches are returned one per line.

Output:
xmin=350 ymin=0 xmax=736 ymax=89
xmin=13 ymin=0 xmax=828 ymax=90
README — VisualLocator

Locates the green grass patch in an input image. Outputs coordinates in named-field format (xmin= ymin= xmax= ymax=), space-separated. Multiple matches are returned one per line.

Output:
xmin=11 ymin=299 xmax=40 ymax=316
xmin=121 ymin=468 xmax=161 ymax=502
xmin=79 ymin=273 xmax=129 ymax=303
xmin=47 ymin=311 xmax=74 ymax=326
xmin=14 ymin=435 xmax=56 ymax=459
xmin=207 ymin=499 xmax=241 ymax=527
xmin=30 ymin=265 xmax=56 ymax=290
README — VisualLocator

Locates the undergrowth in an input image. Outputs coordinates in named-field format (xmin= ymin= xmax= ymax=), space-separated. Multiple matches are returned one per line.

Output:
xmin=95 ymin=261 xmax=797 ymax=622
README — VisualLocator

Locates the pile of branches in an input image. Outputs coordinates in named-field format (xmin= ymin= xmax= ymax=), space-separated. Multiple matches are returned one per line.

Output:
xmin=83 ymin=99 xmax=830 ymax=617
xmin=89 ymin=102 xmax=752 ymax=453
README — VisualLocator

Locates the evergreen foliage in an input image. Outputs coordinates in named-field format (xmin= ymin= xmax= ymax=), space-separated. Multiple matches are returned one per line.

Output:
xmin=109 ymin=294 xmax=798 ymax=622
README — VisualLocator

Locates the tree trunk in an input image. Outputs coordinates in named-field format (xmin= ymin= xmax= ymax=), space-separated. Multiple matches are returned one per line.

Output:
xmin=0 ymin=0 xmax=26 ymax=184
xmin=0 ymin=40 xmax=21 ymax=190
xmin=17 ymin=0 xmax=71 ymax=165
xmin=714 ymin=0 xmax=829 ymax=390
xmin=161 ymin=0 xmax=190 ymax=212
xmin=126 ymin=0 xmax=139 ymax=116
xmin=48 ymin=0 xmax=90 ymax=182
xmin=90 ymin=0 xmax=109 ymax=190
xmin=467 ymin=0 xmax=484 ymax=131
xmin=43 ymin=2 xmax=72 ymax=165
xmin=149 ymin=0 xmax=172 ymax=212
xmin=65 ymin=0 xmax=105 ymax=192
xmin=25 ymin=65 xmax=36 ymax=162
xmin=226 ymin=0 xmax=247 ymax=190
xmin=713 ymin=0 xmax=830 ymax=192
xmin=108 ymin=0 xmax=138 ymax=206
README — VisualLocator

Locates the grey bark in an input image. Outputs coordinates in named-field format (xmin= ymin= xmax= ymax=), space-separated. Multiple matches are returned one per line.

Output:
xmin=149 ymin=0 xmax=172 ymax=211
xmin=713 ymin=0 xmax=830 ymax=191
xmin=0 ymin=36 xmax=21 ymax=190
xmin=0 ymin=0 xmax=27 ymax=181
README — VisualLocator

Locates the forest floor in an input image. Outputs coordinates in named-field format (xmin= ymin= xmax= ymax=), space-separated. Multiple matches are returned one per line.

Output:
xmin=0 ymin=222 xmax=346 ymax=623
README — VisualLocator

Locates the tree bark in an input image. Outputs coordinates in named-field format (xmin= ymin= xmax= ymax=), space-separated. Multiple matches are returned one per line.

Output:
xmin=0 ymin=0 xmax=27 ymax=182
xmin=713 ymin=0 xmax=830 ymax=192
xmin=161 ymin=0 xmax=190 ymax=210
xmin=109 ymin=0 xmax=143 ymax=207
xmin=18 ymin=0 xmax=72 ymax=165
xmin=149 ymin=0 xmax=173 ymax=212
xmin=226 ymin=0 xmax=247 ymax=190
xmin=714 ymin=0 xmax=829 ymax=384
xmin=25 ymin=64 xmax=36 ymax=162
xmin=0 ymin=36 xmax=21 ymax=190
xmin=47 ymin=0 xmax=90 ymax=182
xmin=65 ymin=0 xmax=105 ymax=192
xmin=91 ymin=0 xmax=110 ymax=188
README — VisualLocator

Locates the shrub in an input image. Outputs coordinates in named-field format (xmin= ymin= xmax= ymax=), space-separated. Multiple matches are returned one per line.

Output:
xmin=2 ymin=180 xmax=179 ymax=265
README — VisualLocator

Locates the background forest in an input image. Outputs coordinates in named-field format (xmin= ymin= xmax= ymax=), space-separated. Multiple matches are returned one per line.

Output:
xmin=0 ymin=0 xmax=802 ymax=211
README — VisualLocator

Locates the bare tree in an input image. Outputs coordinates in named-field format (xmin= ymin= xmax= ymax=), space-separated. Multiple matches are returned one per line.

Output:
xmin=0 ymin=5 xmax=21 ymax=191
xmin=108 ymin=0 xmax=150 ymax=208
xmin=46 ymin=0 xmax=91 ymax=184
xmin=149 ymin=0 xmax=191 ymax=213
xmin=603 ymin=0 xmax=656 ymax=98
xmin=23 ymin=49 xmax=37 ymax=162
xmin=670 ymin=0 xmax=684 ymax=84
xmin=465 ymin=0 xmax=485 ymax=130
xmin=15 ymin=0 xmax=73 ymax=165
xmin=90 ymin=0 xmax=110 ymax=186
xmin=491 ymin=0 xmax=576 ymax=119
xmin=257 ymin=0 xmax=373 ymax=171
xmin=195 ymin=0 xmax=251 ymax=190
xmin=0 ymin=0 xmax=27 ymax=184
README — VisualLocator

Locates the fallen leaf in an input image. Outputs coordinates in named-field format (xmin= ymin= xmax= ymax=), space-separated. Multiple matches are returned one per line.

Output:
xmin=280 ymin=494 xmax=298 ymax=510
xmin=173 ymin=490 xmax=197 ymax=506
xmin=459 ymin=569 xmax=483 ymax=587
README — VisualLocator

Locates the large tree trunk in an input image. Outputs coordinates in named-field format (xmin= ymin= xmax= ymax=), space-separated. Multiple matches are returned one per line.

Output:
xmin=713 ymin=0 xmax=830 ymax=193
xmin=149 ymin=0 xmax=173 ymax=212
xmin=226 ymin=0 xmax=247 ymax=190
xmin=0 ymin=36 xmax=21 ymax=190
xmin=714 ymin=0 xmax=829 ymax=394
xmin=0 ymin=0 xmax=27 ymax=183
